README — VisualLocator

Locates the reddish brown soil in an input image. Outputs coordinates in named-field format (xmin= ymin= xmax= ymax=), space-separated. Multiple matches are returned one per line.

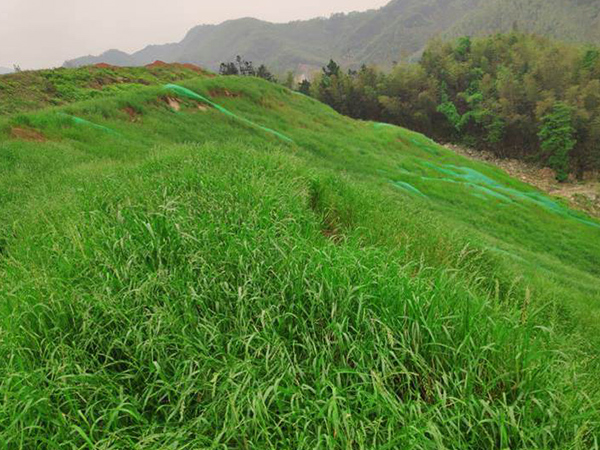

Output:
xmin=122 ymin=107 xmax=141 ymax=122
xmin=146 ymin=60 xmax=169 ymax=68
xmin=145 ymin=60 xmax=214 ymax=77
xmin=161 ymin=96 xmax=181 ymax=111
xmin=208 ymin=88 xmax=241 ymax=98
xmin=10 ymin=127 xmax=46 ymax=142
xmin=94 ymin=63 xmax=116 ymax=69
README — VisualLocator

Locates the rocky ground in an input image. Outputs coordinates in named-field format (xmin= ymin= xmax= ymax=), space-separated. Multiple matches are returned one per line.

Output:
xmin=446 ymin=144 xmax=600 ymax=218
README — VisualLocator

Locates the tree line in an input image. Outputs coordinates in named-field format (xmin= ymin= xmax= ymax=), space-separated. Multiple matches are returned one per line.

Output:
xmin=305 ymin=34 xmax=600 ymax=180
xmin=220 ymin=35 xmax=600 ymax=180
xmin=219 ymin=56 xmax=276 ymax=82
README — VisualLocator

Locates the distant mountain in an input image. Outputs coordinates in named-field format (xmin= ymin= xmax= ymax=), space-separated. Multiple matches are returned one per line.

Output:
xmin=64 ymin=0 xmax=600 ymax=75
xmin=449 ymin=0 xmax=600 ymax=44
xmin=0 ymin=67 xmax=13 ymax=75
xmin=63 ymin=0 xmax=483 ymax=74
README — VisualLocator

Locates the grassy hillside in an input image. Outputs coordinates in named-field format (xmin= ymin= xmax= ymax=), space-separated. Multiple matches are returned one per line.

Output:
xmin=0 ymin=64 xmax=212 ymax=116
xmin=63 ymin=0 xmax=600 ymax=75
xmin=1 ymin=68 xmax=599 ymax=448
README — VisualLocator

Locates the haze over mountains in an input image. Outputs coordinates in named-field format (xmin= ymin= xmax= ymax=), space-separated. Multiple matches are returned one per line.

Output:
xmin=64 ymin=0 xmax=600 ymax=74
xmin=0 ymin=67 xmax=14 ymax=75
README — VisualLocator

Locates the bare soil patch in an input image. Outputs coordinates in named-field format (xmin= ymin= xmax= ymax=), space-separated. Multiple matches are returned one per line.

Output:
xmin=162 ymin=96 xmax=181 ymax=111
xmin=122 ymin=106 xmax=141 ymax=122
xmin=146 ymin=60 xmax=170 ymax=69
xmin=208 ymin=88 xmax=241 ymax=98
xmin=93 ymin=63 xmax=116 ymax=69
xmin=10 ymin=127 xmax=46 ymax=142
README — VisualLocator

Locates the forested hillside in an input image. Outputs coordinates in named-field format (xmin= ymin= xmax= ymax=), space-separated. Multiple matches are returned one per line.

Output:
xmin=63 ymin=0 xmax=600 ymax=74
xmin=308 ymin=34 xmax=600 ymax=180
xmin=450 ymin=0 xmax=600 ymax=43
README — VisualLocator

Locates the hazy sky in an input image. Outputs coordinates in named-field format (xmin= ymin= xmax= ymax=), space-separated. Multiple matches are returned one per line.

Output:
xmin=0 ymin=0 xmax=390 ymax=69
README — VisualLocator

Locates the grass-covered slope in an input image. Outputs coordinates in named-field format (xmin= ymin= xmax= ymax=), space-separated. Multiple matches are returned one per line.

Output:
xmin=0 ymin=63 xmax=211 ymax=116
xmin=0 ymin=73 xmax=599 ymax=448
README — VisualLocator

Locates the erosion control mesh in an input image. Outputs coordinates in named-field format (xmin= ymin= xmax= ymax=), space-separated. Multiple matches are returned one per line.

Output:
xmin=391 ymin=181 xmax=427 ymax=198
xmin=410 ymin=139 xmax=441 ymax=156
xmin=164 ymin=84 xmax=294 ymax=143
xmin=374 ymin=123 xmax=441 ymax=156
xmin=396 ymin=159 xmax=600 ymax=229
xmin=373 ymin=122 xmax=395 ymax=130
xmin=59 ymin=113 xmax=119 ymax=135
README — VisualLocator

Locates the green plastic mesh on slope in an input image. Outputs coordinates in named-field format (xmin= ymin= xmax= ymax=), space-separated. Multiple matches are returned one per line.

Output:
xmin=164 ymin=84 xmax=294 ymax=144
xmin=373 ymin=123 xmax=598 ymax=227
xmin=59 ymin=113 xmax=119 ymax=135
xmin=373 ymin=122 xmax=442 ymax=156
xmin=414 ymin=160 xmax=600 ymax=228
xmin=391 ymin=181 xmax=427 ymax=198
xmin=373 ymin=122 xmax=395 ymax=130
xmin=410 ymin=138 xmax=441 ymax=156
xmin=467 ymin=183 xmax=514 ymax=202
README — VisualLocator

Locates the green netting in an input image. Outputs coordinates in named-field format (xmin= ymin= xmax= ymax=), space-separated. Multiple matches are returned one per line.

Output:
xmin=374 ymin=122 xmax=396 ymax=130
xmin=466 ymin=183 xmax=514 ymax=202
xmin=374 ymin=123 xmax=442 ymax=155
xmin=418 ymin=160 xmax=600 ymax=228
xmin=164 ymin=84 xmax=294 ymax=144
xmin=391 ymin=181 xmax=427 ymax=198
xmin=410 ymin=138 xmax=441 ymax=156
xmin=292 ymin=91 xmax=310 ymax=98
xmin=514 ymin=190 xmax=600 ymax=228
xmin=59 ymin=113 xmax=119 ymax=135
xmin=424 ymin=163 xmax=501 ymax=187
xmin=447 ymin=165 xmax=503 ymax=187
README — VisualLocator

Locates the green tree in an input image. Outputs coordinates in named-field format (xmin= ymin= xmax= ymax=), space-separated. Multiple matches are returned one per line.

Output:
xmin=538 ymin=102 xmax=577 ymax=182
xmin=256 ymin=64 xmax=275 ymax=82
xmin=323 ymin=59 xmax=341 ymax=78
xmin=298 ymin=79 xmax=312 ymax=95
xmin=284 ymin=71 xmax=295 ymax=89
xmin=219 ymin=62 xmax=239 ymax=76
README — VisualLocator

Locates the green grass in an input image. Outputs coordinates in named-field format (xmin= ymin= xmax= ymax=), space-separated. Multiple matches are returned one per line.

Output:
xmin=0 ymin=64 xmax=211 ymax=116
xmin=0 ymin=72 xmax=599 ymax=449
